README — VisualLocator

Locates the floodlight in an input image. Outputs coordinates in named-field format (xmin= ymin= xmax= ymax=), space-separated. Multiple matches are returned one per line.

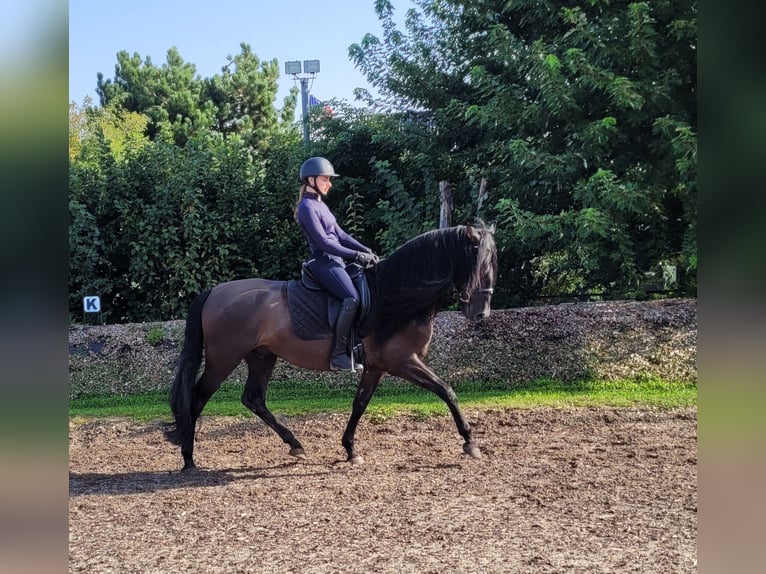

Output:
xmin=303 ymin=59 xmax=320 ymax=73
xmin=285 ymin=61 xmax=302 ymax=75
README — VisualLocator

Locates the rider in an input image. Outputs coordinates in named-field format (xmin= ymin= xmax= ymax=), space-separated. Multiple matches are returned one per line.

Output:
xmin=294 ymin=157 xmax=378 ymax=371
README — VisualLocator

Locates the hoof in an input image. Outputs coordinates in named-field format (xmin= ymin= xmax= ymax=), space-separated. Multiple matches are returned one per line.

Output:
xmin=349 ymin=454 xmax=365 ymax=466
xmin=463 ymin=443 xmax=482 ymax=459
xmin=181 ymin=464 xmax=198 ymax=473
xmin=289 ymin=447 xmax=306 ymax=459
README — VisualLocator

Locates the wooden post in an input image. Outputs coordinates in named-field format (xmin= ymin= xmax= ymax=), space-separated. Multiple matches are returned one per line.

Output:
xmin=477 ymin=178 xmax=488 ymax=216
xmin=439 ymin=180 xmax=453 ymax=229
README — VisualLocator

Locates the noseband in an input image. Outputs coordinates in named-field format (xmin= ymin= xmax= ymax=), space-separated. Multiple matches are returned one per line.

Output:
xmin=459 ymin=287 xmax=494 ymax=304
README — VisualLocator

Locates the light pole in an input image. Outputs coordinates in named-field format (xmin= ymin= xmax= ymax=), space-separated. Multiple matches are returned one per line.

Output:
xmin=285 ymin=59 xmax=320 ymax=144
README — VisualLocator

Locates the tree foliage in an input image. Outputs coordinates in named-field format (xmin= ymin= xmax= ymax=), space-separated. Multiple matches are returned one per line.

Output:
xmin=70 ymin=128 xmax=264 ymax=321
xmin=305 ymin=103 xmax=440 ymax=253
xmin=69 ymin=3 xmax=696 ymax=322
xmin=96 ymin=43 xmax=292 ymax=148
xmin=70 ymin=44 xmax=300 ymax=322
xmin=350 ymin=0 xmax=697 ymax=302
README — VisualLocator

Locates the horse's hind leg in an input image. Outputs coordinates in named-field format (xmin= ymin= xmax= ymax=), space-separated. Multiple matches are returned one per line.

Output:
xmin=182 ymin=366 xmax=231 ymax=470
xmin=241 ymin=350 xmax=306 ymax=459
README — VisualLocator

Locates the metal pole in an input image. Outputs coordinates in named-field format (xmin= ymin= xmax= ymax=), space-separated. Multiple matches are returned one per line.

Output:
xmin=300 ymin=77 xmax=310 ymax=144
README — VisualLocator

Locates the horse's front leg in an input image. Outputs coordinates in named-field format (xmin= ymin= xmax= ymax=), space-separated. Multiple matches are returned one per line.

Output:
xmin=341 ymin=368 xmax=384 ymax=465
xmin=392 ymin=356 xmax=481 ymax=459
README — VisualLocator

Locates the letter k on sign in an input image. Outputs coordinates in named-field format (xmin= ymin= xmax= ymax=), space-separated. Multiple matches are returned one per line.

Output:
xmin=83 ymin=296 xmax=101 ymax=313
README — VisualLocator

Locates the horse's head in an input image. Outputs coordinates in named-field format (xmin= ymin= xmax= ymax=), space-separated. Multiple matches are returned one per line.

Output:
xmin=459 ymin=223 xmax=497 ymax=322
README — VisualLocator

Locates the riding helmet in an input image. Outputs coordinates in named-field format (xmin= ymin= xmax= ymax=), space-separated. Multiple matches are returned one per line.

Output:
xmin=300 ymin=157 xmax=339 ymax=181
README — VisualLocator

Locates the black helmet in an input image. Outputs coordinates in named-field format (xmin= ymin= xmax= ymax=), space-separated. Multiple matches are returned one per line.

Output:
xmin=300 ymin=157 xmax=339 ymax=180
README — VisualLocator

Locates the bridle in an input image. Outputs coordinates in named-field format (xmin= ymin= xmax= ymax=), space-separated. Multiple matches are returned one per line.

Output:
xmin=459 ymin=229 xmax=496 ymax=304
xmin=459 ymin=287 xmax=494 ymax=304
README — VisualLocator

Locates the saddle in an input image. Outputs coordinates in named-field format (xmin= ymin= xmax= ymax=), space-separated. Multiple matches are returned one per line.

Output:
xmin=286 ymin=262 xmax=372 ymax=349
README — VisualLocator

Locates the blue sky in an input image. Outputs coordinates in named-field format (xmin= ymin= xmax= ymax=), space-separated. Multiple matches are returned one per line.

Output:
xmin=69 ymin=0 xmax=414 ymax=107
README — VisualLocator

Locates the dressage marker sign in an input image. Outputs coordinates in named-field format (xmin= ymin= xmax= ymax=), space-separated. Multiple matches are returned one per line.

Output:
xmin=83 ymin=296 xmax=101 ymax=313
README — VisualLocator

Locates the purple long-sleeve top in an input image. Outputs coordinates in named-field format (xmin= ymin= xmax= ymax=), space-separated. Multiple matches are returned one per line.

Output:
xmin=296 ymin=193 xmax=368 ymax=260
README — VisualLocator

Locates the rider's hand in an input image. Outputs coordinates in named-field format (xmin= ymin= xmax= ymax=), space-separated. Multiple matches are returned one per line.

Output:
xmin=355 ymin=251 xmax=377 ymax=267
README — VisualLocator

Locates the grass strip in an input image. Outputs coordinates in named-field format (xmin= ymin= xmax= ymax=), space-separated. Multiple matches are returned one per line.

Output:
xmin=70 ymin=378 xmax=697 ymax=422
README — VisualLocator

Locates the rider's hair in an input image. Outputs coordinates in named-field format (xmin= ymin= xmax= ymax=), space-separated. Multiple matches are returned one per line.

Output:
xmin=293 ymin=183 xmax=311 ymax=221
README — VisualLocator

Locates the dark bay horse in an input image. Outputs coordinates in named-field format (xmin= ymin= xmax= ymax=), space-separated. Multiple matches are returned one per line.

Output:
xmin=165 ymin=223 xmax=497 ymax=470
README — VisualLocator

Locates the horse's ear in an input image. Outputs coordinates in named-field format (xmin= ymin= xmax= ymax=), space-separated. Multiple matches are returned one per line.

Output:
xmin=487 ymin=222 xmax=496 ymax=234
xmin=466 ymin=225 xmax=481 ymax=244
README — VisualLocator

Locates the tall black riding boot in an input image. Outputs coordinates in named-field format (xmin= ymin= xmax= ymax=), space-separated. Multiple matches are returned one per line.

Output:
xmin=330 ymin=297 xmax=360 ymax=372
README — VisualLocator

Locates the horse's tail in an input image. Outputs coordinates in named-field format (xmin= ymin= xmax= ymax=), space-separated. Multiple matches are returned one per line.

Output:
xmin=164 ymin=289 xmax=212 ymax=447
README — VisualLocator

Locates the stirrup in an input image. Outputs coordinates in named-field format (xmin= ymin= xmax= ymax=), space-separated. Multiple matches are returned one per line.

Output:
xmin=330 ymin=353 xmax=355 ymax=372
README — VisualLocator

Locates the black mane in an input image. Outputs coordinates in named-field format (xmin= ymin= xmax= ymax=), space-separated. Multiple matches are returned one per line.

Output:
xmin=366 ymin=223 xmax=496 ymax=345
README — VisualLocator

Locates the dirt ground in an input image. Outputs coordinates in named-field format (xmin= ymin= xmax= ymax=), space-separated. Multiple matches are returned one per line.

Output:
xmin=69 ymin=407 xmax=697 ymax=573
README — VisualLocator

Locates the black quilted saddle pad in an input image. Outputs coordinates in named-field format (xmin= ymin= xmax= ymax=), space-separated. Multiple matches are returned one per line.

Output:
xmin=286 ymin=280 xmax=333 ymax=340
